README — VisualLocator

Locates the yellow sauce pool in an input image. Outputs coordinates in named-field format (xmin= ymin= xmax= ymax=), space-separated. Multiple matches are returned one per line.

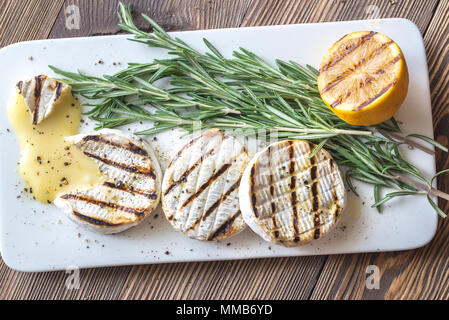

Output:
xmin=7 ymin=90 xmax=105 ymax=203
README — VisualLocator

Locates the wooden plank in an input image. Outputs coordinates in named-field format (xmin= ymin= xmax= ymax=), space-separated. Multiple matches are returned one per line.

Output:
xmin=116 ymin=256 xmax=325 ymax=299
xmin=48 ymin=0 xmax=253 ymax=39
xmin=311 ymin=0 xmax=449 ymax=300
xmin=0 ymin=0 xmax=64 ymax=48
xmin=241 ymin=0 xmax=438 ymax=33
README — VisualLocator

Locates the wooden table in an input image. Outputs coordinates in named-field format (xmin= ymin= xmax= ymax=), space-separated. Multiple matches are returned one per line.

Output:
xmin=1 ymin=0 xmax=448 ymax=300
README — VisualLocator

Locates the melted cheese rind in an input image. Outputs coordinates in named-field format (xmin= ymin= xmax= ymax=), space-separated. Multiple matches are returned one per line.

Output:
xmin=7 ymin=91 xmax=105 ymax=203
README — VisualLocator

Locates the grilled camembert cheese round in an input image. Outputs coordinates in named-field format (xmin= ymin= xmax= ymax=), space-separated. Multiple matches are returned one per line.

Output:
xmin=54 ymin=129 xmax=162 ymax=234
xmin=162 ymin=129 xmax=250 ymax=241
xmin=239 ymin=140 xmax=346 ymax=247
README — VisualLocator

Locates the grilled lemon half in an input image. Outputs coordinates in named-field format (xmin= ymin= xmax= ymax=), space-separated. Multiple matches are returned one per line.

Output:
xmin=318 ymin=31 xmax=409 ymax=126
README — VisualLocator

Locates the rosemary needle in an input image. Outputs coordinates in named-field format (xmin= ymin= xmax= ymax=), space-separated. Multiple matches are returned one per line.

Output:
xmin=49 ymin=2 xmax=449 ymax=217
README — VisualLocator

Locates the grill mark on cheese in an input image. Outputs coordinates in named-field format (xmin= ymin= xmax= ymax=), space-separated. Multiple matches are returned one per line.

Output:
xmin=186 ymin=177 xmax=242 ymax=232
xmin=164 ymin=147 xmax=215 ymax=196
xmin=320 ymin=31 xmax=377 ymax=73
xmin=333 ymin=195 xmax=340 ymax=223
xmin=34 ymin=75 xmax=45 ymax=98
xmin=180 ymin=162 xmax=232 ymax=209
xmin=290 ymin=176 xmax=296 ymax=190
xmin=167 ymin=130 xmax=225 ymax=169
xmin=311 ymin=181 xmax=321 ymax=239
xmin=288 ymin=143 xmax=295 ymax=174
xmin=207 ymin=210 xmax=241 ymax=241
xmin=311 ymin=182 xmax=319 ymax=211
xmin=103 ymin=181 xmax=157 ymax=200
xmin=82 ymin=135 xmax=149 ymax=157
xmin=203 ymin=178 xmax=241 ymax=220
xmin=321 ymin=40 xmax=394 ymax=94
xmin=287 ymin=141 xmax=300 ymax=242
xmin=73 ymin=210 xmax=123 ymax=227
xmin=55 ymin=81 xmax=63 ymax=101
xmin=186 ymin=180 xmax=240 ymax=232
xmin=83 ymin=151 xmax=156 ymax=179
xmin=309 ymin=146 xmax=321 ymax=240
xmin=310 ymin=162 xmax=317 ymax=179
xmin=61 ymin=193 xmax=147 ymax=217
xmin=267 ymin=146 xmax=277 ymax=216
xmin=32 ymin=75 xmax=46 ymax=125
xmin=313 ymin=213 xmax=321 ymax=240
xmin=267 ymin=146 xmax=279 ymax=238
xmin=354 ymin=78 xmax=398 ymax=111
xmin=272 ymin=215 xmax=279 ymax=238
xmin=250 ymin=164 xmax=259 ymax=218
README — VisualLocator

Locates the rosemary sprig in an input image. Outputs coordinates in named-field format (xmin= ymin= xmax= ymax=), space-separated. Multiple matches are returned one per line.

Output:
xmin=49 ymin=2 xmax=448 ymax=217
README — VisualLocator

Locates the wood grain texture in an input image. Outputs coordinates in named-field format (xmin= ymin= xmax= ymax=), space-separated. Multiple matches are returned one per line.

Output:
xmin=241 ymin=0 xmax=438 ymax=32
xmin=0 ymin=0 xmax=64 ymax=48
xmin=48 ymin=0 xmax=253 ymax=39
xmin=0 ymin=0 xmax=448 ymax=300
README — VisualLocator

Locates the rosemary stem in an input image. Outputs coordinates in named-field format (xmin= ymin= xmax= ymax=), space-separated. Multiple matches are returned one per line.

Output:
xmin=393 ymin=173 xmax=449 ymax=201
xmin=274 ymin=127 xmax=373 ymax=136
xmin=208 ymin=122 xmax=253 ymax=128
xmin=377 ymin=130 xmax=435 ymax=155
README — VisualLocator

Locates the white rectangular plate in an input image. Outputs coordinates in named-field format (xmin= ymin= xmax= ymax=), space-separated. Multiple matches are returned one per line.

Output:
xmin=0 ymin=18 xmax=437 ymax=272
